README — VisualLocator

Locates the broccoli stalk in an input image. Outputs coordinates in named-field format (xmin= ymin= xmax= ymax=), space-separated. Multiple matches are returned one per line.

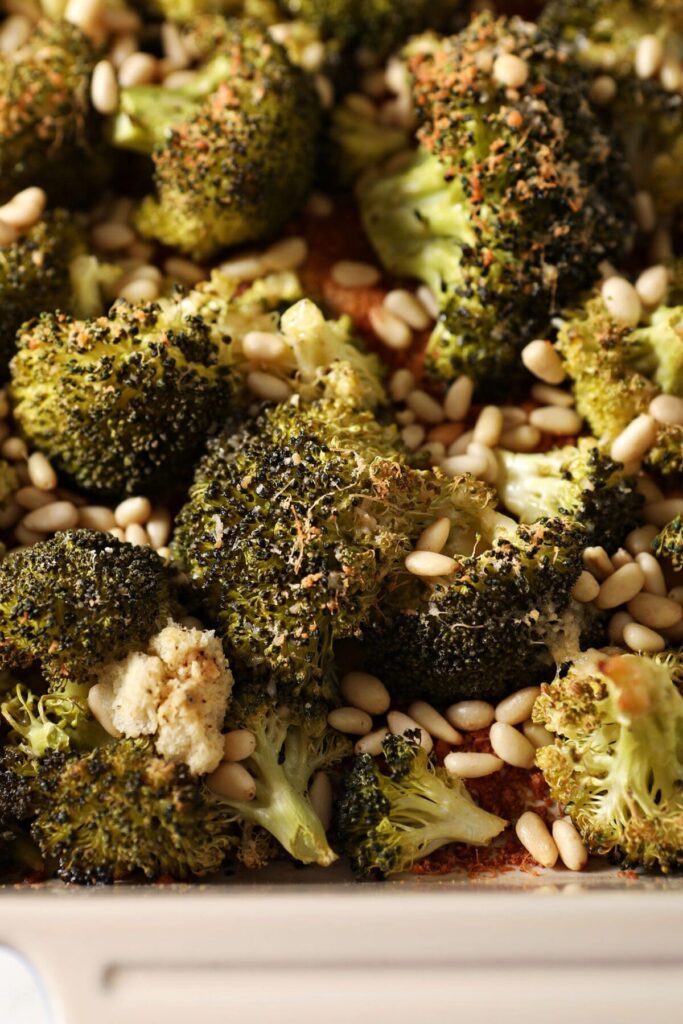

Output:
xmin=337 ymin=732 xmax=507 ymax=878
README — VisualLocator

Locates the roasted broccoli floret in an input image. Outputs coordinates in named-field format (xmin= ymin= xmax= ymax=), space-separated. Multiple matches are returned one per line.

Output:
xmin=357 ymin=14 xmax=633 ymax=396
xmin=0 ymin=531 xmax=179 ymax=687
xmin=337 ymin=731 xmax=507 ymax=878
xmin=364 ymin=517 xmax=589 ymax=705
xmin=10 ymin=300 xmax=233 ymax=499
xmin=0 ymin=19 xmax=108 ymax=205
xmin=327 ymin=99 xmax=411 ymax=186
xmin=29 ymin=740 xmax=236 ymax=883
xmin=540 ymin=0 xmax=683 ymax=216
xmin=653 ymin=515 xmax=683 ymax=572
xmin=1 ymin=683 xmax=107 ymax=758
xmin=211 ymin=691 xmax=351 ymax=866
xmin=556 ymin=292 xmax=683 ymax=481
xmin=535 ymin=649 xmax=683 ymax=871
xmin=495 ymin=442 xmax=643 ymax=551
xmin=110 ymin=16 xmax=320 ymax=260
xmin=173 ymin=397 xmax=491 ymax=695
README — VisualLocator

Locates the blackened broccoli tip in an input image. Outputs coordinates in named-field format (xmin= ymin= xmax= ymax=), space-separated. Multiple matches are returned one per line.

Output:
xmin=652 ymin=515 xmax=683 ymax=571
xmin=337 ymin=731 xmax=507 ymax=878
xmin=210 ymin=690 xmax=351 ymax=867
xmin=357 ymin=13 xmax=634 ymax=397
xmin=0 ymin=19 xmax=109 ymax=205
xmin=0 ymin=530 xmax=180 ymax=686
xmin=9 ymin=299 xmax=234 ymax=499
xmin=109 ymin=16 xmax=320 ymax=261
xmin=494 ymin=441 xmax=643 ymax=552
xmin=534 ymin=649 xmax=683 ymax=871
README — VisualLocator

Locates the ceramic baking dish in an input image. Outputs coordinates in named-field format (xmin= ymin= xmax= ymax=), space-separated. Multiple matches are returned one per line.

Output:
xmin=2 ymin=863 xmax=682 ymax=1024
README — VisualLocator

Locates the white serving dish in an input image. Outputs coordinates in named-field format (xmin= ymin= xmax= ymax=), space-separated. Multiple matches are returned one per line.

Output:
xmin=2 ymin=862 xmax=682 ymax=1024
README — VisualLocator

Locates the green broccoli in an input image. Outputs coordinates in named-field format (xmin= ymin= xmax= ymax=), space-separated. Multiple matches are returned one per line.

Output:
xmin=0 ymin=19 xmax=109 ymax=205
xmin=109 ymin=16 xmax=320 ymax=261
xmin=652 ymin=515 xmax=683 ymax=571
xmin=494 ymin=441 xmax=643 ymax=552
xmin=10 ymin=299 xmax=234 ymax=499
xmin=327 ymin=98 xmax=411 ymax=186
xmin=211 ymin=690 xmax=351 ymax=866
xmin=357 ymin=14 xmax=633 ymax=396
xmin=1 ymin=683 xmax=107 ymax=758
xmin=337 ymin=731 xmax=507 ymax=878
xmin=535 ymin=649 xmax=683 ymax=871
xmin=0 ymin=531 xmax=179 ymax=687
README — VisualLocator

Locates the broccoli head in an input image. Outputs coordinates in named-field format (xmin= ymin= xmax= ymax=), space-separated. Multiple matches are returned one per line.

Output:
xmin=211 ymin=690 xmax=351 ymax=866
xmin=29 ymin=740 xmax=236 ymax=883
xmin=358 ymin=14 xmax=633 ymax=396
xmin=653 ymin=515 xmax=683 ymax=572
xmin=0 ymin=19 xmax=109 ymax=205
xmin=495 ymin=441 xmax=643 ymax=552
xmin=0 ymin=531 xmax=179 ymax=687
xmin=1 ymin=683 xmax=107 ymax=758
xmin=110 ymin=16 xmax=320 ymax=260
xmin=10 ymin=300 xmax=233 ymax=499
xmin=337 ymin=731 xmax=507 ymax=878
xmin=535 ymin=649 xmax=683 ymax=870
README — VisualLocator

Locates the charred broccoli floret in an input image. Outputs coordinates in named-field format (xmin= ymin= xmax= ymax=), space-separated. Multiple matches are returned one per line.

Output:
xmin=535 ymin=649 xmax=683 ymax=871
xmin=211 ymin=690 xmax=351 ymax=866
xmin=358 ymin=14 xmax=633 ymax=396
xmin=337 ymin=731 xmax=507 ymax=878
xmin=10 ymin=300 xmax=233 ymax=499
xmin=0 ymin=19 xmax=108 ymax=205
xmin=653 ymin=515 xmax=683 ymax=571
xmin=495 ymin=441 xmax=643 ymax=551
xmin=110 ymin=16 xmax=320 ymax=260
xmin=0 ymin=531 xmax=179 ymax=687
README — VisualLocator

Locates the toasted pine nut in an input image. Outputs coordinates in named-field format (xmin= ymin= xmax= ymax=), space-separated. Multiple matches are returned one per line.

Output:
xmin=369 ymin=306 xmax=412 ymax=350
xmin=610 ymin=414 xmax=658 ymax=463
xmin=634 ymin=550 xmax=667 ymax=594
xmin=389 ymin=368 xmax=414 ymax=402
xmin=0 ymin=186 xmax=45 ymax=230
xmin=636 ymin=265 xmax=668 ymax=308
xmin=427 ymin=422 xmax=465 ymax=447
xmin=387 ymin=710 xmax=433 ymax=753
xmin=522 ymin=719 xmax=553 ymax=749
xmin=583 ymin=546 xmax=614 ymax=580
xmin=445 ymin=700 xmax=495 ymax=732
xmin=625 ymin=525 xmax=660 ymax=558
xmin=401 ymin=424 xmax=425 ymax=450
xmin=489 ymin=721 xmax=535 ymax=769
xmin=611 ymin=547 xmax=634 ymax=569
xmin=92 ymin=221 xmax=136 ymax=251
xmin=243 ymin=331 xmax=288 ymax=363
xmin=493 ymin=53 xmax=528 ymax=88
xmin=572 ymin=570 xmax=600 ymax=603
xmin=91 ymin=59 xmax=119 ymax=114
xmin=444 ymin=376 xmax=473 ymax=421
xmin=495 ymin=687 xmax=541 ymax=726
xmin=649 ymin=394 xmax=683 ymax=426
xmin=331 ymin=260 xmax=380 ymax=287
xmin=383 ymin=289 xmax=430 ymax=330
xmin=118 ymin=51 xmax=157 ymax=87
xmin=415 ymin=285 xmax=439 ymax=320
xmin=441 ymin=453 xmax=489 ymax=479
xmin=219 ymin=254 xmax=264 ymax=280
xmin=15 ymin=486 xmax=52 ymax=511
xmin=164 ymin=256 xmax=205 ymax=285
xmin=627 ymin=592 xmax=683 ymax=629
xmin=0 ymin=219 xmax=18 ymax=246
xmin=528 ymin=406 xmax=582 ymax=435
xmin=207 ymin=762 xmax=256 ymax=802
xmin=309 ymin=772 xmax=332 ymax=830
xmin=263 ymin=237 xmax=308 ymax=272
xmin=0 ymin=14 xmax=31 ymax=53
xmin=407 ymin=701 xmax=462 ymax=744
xmin=109 ymin=526 xmax=126 ymax=543
xmin=405 ymin=550 xmax=456 ymax=577
xmin=222 ymin=729 xmax=256 ymax=762
xmin=327 ymin=707 xmax=372 ymax=736
xmin=415 ymin=517 xmax=451 ymax=553
xmin=76 ymin=506 xmax=113 ymax=532
xmin=22 ymin=501 xmax=78 ymax=533
xmin=644 ymin=498 xmax=683 ymax=527
xmin=87 ymin=683 xmax=121 ymax=738
xmin=448 ymin=429 xmax=473 ymax=456
xmin=515 ymin=812 xmax=558 ymax=868
xmin=27 ymin=451 xmax=57 ymax=491
xmin=14 ymin=522 xmax=44 ymax=546
xmin=125 ymin=523 xmax=150 ymax=546
xmin=635 ymin=34 xmax=664 ymax=79
xmin=552 ymin=818 xmax=588 ymax=871
xmin=608 ymin=610 xmax=633 ymax=644
xmin=623 ymin=622 xmax=666 ymax=653
xmin=443 ymin=752 xmax=503 ymax=778
xmin=521 ymin=340 xmax=565 ymax=384
xmin=115 ymin=495 xmax=151 ymax=528
xmin=473 ymin=406 xmax=504 ymax=447
xmin=406 ymin=389 xmax=444 ymax=424
xmin=143 ymin=507 xmax=170 ymax=550
xmin=595 ymin=563 xmax=645 ymax=609
xmin=117 ymin=276 xmax=159 ymax=303
xmin=340 ymin=671 xmax=390 ymax=716
xmin=247 ymin=372 xmax=292 ymax=402
xmin=499 ymin=424 xmax=542 ymax=452
xmin=601 ymin=276 xmax=642 ymax=327
xmin=355 ymin=727 xmax=389 ymax=756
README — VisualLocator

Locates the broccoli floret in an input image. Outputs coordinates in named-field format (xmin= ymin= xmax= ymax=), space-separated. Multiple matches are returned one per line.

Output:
xmin=495 ymin=441 xmax=643 ymax=551
xmin=364 ymin=517 xmax=589 ymax=705
xmin=327 ymin=99 xmax=411 ymax=186
xmin=10 ymin=300 xmax=233 ymax=499
xmin=29 ymin=740 xmax=236 ymax=883
xmin=357 ymin=15 xmax=633 ymax=396
xmin=173 ymin=397 xmax=491 ymax=695
xmin=535 ymin=649 xmax=683 ymax=870
xmin=0 ymin=19 xmax=109 ymax=205
xmin=110 ymin=16 xmax=320 ymax=260
xmin=0 ymin=531 xmax=180 ymax=687
xmin=337 ymin=731 xmax=507 ymax=878
xmin=212 ymin=691 xmax=351 ymax=866
xmin=1 ymin=683 xmax=107 ymax=758
xmin=556 ymin=293 xmax=683 ymax=481
xmin=652 ymin=515 xmax=683 ymax=571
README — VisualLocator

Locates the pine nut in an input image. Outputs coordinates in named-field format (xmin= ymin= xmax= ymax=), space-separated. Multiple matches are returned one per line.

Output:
xmin=500 ymin=406 xmax=528 ymax=427
xmin=416 ymin=285 xmax=439 ymax=320
xmin=247 ymin=371 xmax=292 ymax=402
xmin=92 ymin=221 xmax=136 ymax=251
xmin=243 ymin=331 xmax=288 ymax=363
xmin=91 ymin=59 xmax=119 ymax=114
xmin=590 ymin=74 xmax=617 ymax=105
xmin=627 ymin=593 xmax=683 ymax=629
xmin=383 ymin=290 xmax=430 ymax=330
xmin=78 ymin=505 xmax=116 ymax=531
xmin=164 ymin=256 xmax=205 ymax=285
xmin=625 ymin=525 xmax=660 ymax=558
xmin=445 ymin=701 xmax=495 ymax=732
xmin=309 ymin=772 xmax=332 ymax=830
xmin=516 ymin=812 xmax=558 ymax=868
xmin=623 ymin=622 xmax=666 ymax=653
xmin=406 ymin=390 xmax=444 ymax=424
xmin=0 ymin=14 xmax=31 ymax=52
xmin=118 ymin=51 xmax=157 ymax=87
xmin=493 ymin=53 xmax=528 ymax=88
xmin=109 ymin=526 xmax=126 ymax=543
xmin=87 ymin=683 xmax=121 ymax=738
xmin=521 ymin=340 xmax=565 ymax=384
xmin=601 ymin=276 xmax=642 ymax=327
xmin=219 ymin=254 xmax=264 ymax=280
xmin=522 ymin=719 xmax=553 ymax=749
xmin=644 ymin=498 xmax=683 ymax=527
xmin=0 ymin=187 xmax=45 ymax=230
xmin=416 ymin=517 xmax=451 ymax=553
xmin=207 ymin=762 xmax=256 ymax=802
xmin=444 ymin=376 xmax=473 ymax=421
xmin=635 ymin=34 xmax=664 ymax=79
xmin=327 ymin=707 xmax=372 ymax=736
xmin=611 ymin=414 xmax=658 ymax=463
xmin=489 ymin=721 xmax=535 ymax=769
xmin=125 ymin=523 xmax=149 ymax=546
xmin=115 ymin=495 xmax=151 ymax=528
xmin=473 ymin=406 xmax=504 ymax=446
xmin=369 ymin=306 xmax=412 ymax=350
xmin=3 ymin=435 xmax=29 ymax=460
xmin=583 ymin=546 xmax=614 ymax=580
xmin=528 ymin=406 xmax=582 ymax=435
xmin=530 ymin=383 xmax=574 ymax=407
xmin=389 ymin=368 xmax=414 ymax=402
xmin=22 ymin=501 xmax=78 ymax=533
xmin=405 ymin=550 xmax=456 ymax=578
xmin=660 ymin=57 xmax=683 ymax=91
xmin=263 ymin=237 xmax=308 ymax=272
xmin=330 ymin=260 xmax=380 ymax=287
xmin=407 ymin=701 xmax=462 ymax=744
xmin=340 ymin=671 xmax=390 ymax=716
xmin=633 ymin=190 xmax=656 ymax=233
xmin=387 ymin=710 xmax=433 ymax=753
xmin=117 ymin=276 xmax=159 ymax=303
xmin=222 ymin=729 xmax=256 ymax=762
xmin=611 ymin=547 xmax=634 ymax=569
xmin=608 ymin=610 xmax=633 ymax=644
xmin=495 ymin=687 xmax=540 ymax=726
xmin=448 ymin=430 xmax=473 ymax=456
xmin=109 ymin=32 xmax=137 ymax=68
xmin=146 ymin=507 xmax=171 ymax=549
xmin=635 ymin=550 xmax=667 ymax=594
xmin=0 ymin=500 xmax=20 ymax=529
xmin=160 ymin=21 xmax=188 ymax=67
xmin=595 ymin=562 xmax=645 ymax=609
xmin=355 ymin=727 xmax=389 ymax=756
xmin=552 ymin=818 xmax=588 ymax=871
xmin=427 ymin=422 xmax=464 ymax=447
xmin=649 ymin=394 xmax=683 ymax=426
xmin=637 ymin=477 xmax=664 ymax=503
xmin=15 ymin=486 xmax=53 ymax=511
xmin=401 ymin=424 xmax=425 ymax=450
xmin=466 ymin=443 xmax=498 ymax=483
xmin=572 ymin=570 xmax=600 ymax=603
xmin=65 ymin=0 xmax=104 ymax=36
xmin=0 ymin=220 xmax=18 ymax=247
xmin=444 ymin=752 xmax=503 ymax=778
xmin=14 ymin=522 xmax=44 ymax=546
xmin=636 ymin=265 xmax=668 ymax=308
xmin=441 ymin=453 xmax=488 ymax=479
xmin=499 ymin=424 xmax=542 ymax=452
